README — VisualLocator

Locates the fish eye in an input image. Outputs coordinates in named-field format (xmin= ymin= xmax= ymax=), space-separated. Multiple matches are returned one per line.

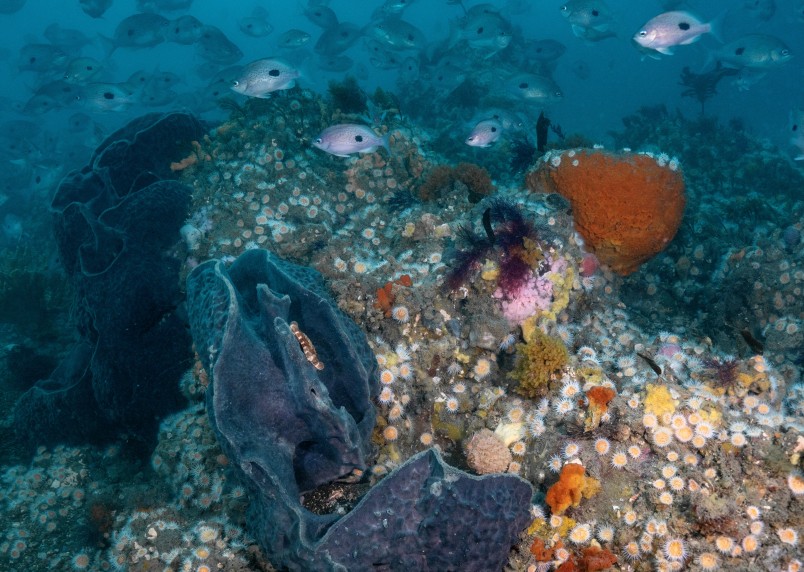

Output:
xmin=104 ymin=92 xmax=115 ymax=99
xmin=592 ymin=10 xmax=599 ymax=16
xmin=476 ymin=27 xmax=484 ymax=34
xmin=315 ymin=138 xmax=322 ymax=144
xmin=560 ymin=5 xmax=568 ymax=12
xmin=232 ymin=81 xmax=239 ymax=86
xmin=269 ymin=69 xmax=280 ymax=77
xmin=638 ymin=30 xmax=647 ymax=37
xmin=519 ymin=82 xmax=528 ymax=89
xmin=355 ymin=135 xmax=364 ymax=142
xmin=782 ymin=49 xmax=790 ymax=56
xmin=490 ymin=126 xmax=497 ymax=132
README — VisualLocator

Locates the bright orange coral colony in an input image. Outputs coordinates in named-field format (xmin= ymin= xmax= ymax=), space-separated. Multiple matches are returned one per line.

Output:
xmin=545 ymin=463 xmax=601 ymax=515
xmin=528 ymin=150 xmax=685 ymax=275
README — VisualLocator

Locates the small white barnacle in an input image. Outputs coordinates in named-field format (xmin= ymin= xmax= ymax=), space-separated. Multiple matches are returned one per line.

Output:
xmin=290 ymin=321 xmax=324 ymax=370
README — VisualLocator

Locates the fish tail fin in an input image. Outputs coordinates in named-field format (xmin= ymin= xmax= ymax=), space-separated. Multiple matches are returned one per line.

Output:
xmin=701 ymin=49 xmax=717 ymax=72
xmin=708 ymin=10 xmax=727 ymax=44
xmin=382 ymin=132 xmax=392 ymax=155
xmin=98 ymin=34 xmax=116 ymax=58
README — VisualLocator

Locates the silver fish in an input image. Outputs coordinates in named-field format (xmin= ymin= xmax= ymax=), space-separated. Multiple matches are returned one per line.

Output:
xmin=44 ymin=24 xmax=93 ymax=51
xmin=453 ymin=11 xmax=512 ymax=54
xmin=231 ymin=58 xmax=299 ymax=98
xmin=166 ymin=14 xmax=205 ymax=44
xmin=571 ymin=59 xmax=591 ymax=79
xmin=466 ymin=119 xmax=503 ymax=147
xmin=303 ymin=3 xmax=338 ymax=29
xmin=399 ymin=57 xmax=419 ymax=82
xmin=526 ymin=39 xmax=567 ymax=61
xmin=79 ymin=0 xmax=112 ymax=18
xmin=239 ymin=7 xmax=273 ymax=38
xmin=66 ymin=112 xmax=94 ymax=133
xmin=314 ymin=22 xmax=362 ymax=55
xmin=507 ymin=73 xmax=563 ymax=103
xmin=714 ymin=34 xmax=792 ymax=69
xmin=365 ymin=18 xmax=425 ymax=51
xmin=77 ymin=83 xmax=134 ymax=112
xmin=560 ymin=0 xmax=615 ymax=39
xmin=136 ymin=0 xmax=192 ymax=12
xmin=23 ymin=93 xmax=62 ymax=115
xmin=31 ymin=80 xmax=82 ymax=106
xmin=195 ymin=25 xmax=243 ymax=64
xmin=317 ymin=54 xmax=354 ymax=72
xmin=107 ymin=13 xmax=170 ymax=51
xmin=63 ymin=57 xmax=104 ymax=84
xmin=633 ymin=11 xmax=717 ymax=55
xmin=2 ymin=214 xmax=23 ymax=243
xmin=0 ymin=0 xmax=25 ymax=14
xmin=372 ymin=0 xmax=416 ymax=19
xmin=18 ymin=44 xmax=68 ymax=72
xmin=313 ymin=124 xmax=390 ymax=157
xmin=277 ymin=29 xmax=311 ymax=49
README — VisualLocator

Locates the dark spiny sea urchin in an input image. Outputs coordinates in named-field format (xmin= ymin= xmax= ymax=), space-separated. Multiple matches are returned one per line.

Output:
xmin=701 ymin=356 xmax=740 ymax=389
xmin=444 ymin=198 xmax=546 ymax=295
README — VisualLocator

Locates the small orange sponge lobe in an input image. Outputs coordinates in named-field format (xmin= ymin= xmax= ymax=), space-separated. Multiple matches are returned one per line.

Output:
xmin=545 ymin=463 xmax=601 ymax=515
xmin=528 ymin=150 xmax=685 ymax=275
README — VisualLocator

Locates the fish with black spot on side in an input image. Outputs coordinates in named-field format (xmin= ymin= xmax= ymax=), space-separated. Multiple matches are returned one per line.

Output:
xmin=526 ymin=39 xmax=567 ymax=62
xmin=239 ymin=7 xmax=274 ymax=38
xmin=77 ymin=83 xmax=134 ymax=112
xmin=166 ymin=14 xmax=205 ymax=45
xmin=303 ymin=2 xmax=338 ymax=29
xmin=465 ymin=119 xmax=503 ymax=148
xmin=317 ymin=54 xmax=353 ymax=73
xmin=104 ymin=13 xmax=171 ymax=53
xmin=372 ymin=0 xmax=417 ymax=19
xmin=314 ymin=22 xmax=363 ymax=56
xmin=63 ymin=57 xmax=105 ymax=84
xmin=450 ymin=4 xmax=513 ymax=56
xmin=560 ymin=0 xmax=617 ymax=42
xmin=195 ymin=25 xmax=243 ymax=65
xmin=633 ymin=11 xmax=721 ymax=56
xmin=713 ymin=34 xmax=792 ymax=69
xmin=231 ymin=58 xmax=299 ymax=98
xmin=18 ymin=43 xmax=68 ymax=72
xmin=312 ymin=124 xmax=390 ymax=157
xmin=277 ymin=29 xmax=311 ymax=49
xmin=506 ymin=73 xmax=563 ymax=104
xmin=23 ymin=80 xmax=82 ymax=114
xmin=365 ymin=17 xmax=426 ymax=52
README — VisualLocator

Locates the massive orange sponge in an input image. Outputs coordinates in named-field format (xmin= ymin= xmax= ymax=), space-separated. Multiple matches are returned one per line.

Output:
xmin=527 ymin=150 xmax=685 ymax=275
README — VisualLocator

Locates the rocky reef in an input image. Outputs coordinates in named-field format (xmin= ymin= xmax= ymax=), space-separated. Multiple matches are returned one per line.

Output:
xmin=1 ymin=88 xmax=802 ymax=572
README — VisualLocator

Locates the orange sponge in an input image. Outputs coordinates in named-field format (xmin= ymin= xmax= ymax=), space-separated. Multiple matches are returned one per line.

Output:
xmin=584 ymin=386 xmax=616 ymax=432
xmin=545 ymin=463 xmax=600 ymax=515
xmin=527 ymin=150 xmax=685 ymax=275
